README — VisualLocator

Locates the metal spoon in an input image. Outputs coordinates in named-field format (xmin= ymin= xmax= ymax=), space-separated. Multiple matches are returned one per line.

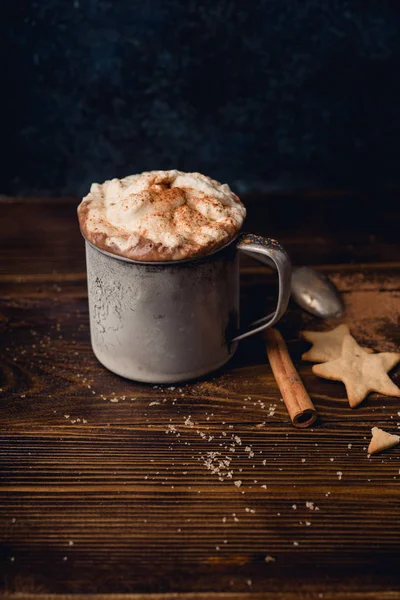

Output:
xmin=243 ymin=250 xmax=343 ymax=324
xmin=251 ymin=264 xmax=344 ymax=328
xmin=291 ymin=266 xmax=344 ymax=318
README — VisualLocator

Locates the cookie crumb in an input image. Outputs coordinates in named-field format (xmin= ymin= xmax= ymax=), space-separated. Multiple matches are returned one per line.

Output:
xmin=265 ymin=555 xmax=276 ymax=563
xmin=368 ymin=427 xmax=400 ymax=455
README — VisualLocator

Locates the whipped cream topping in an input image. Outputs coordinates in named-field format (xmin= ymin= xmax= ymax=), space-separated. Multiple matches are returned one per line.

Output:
xmin=78 ymin=170 xmax=246 ymax=261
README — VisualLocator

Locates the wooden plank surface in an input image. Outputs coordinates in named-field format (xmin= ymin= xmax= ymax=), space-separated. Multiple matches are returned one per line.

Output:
xmin=1 ymin=193 xmax=399 ymax=275
xmin=1 ymin=195 xmax=400 ymax=598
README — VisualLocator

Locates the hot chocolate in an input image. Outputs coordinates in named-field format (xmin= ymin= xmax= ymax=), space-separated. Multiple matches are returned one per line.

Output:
xmin=78 ymin=170 xmax=246 ymax=261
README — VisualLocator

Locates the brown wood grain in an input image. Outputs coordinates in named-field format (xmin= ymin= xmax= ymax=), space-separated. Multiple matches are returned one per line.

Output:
xmin=1 ymin=196 xmax=400 ymax=597
xmin=1 ymin=194 xmax=399 ymax=276
xmin=3 ymin=594 xmax=400 ymax=600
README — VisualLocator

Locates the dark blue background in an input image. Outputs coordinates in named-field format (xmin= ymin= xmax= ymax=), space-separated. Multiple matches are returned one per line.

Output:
xmin=4 ymin=1 xmax=400 ymax=195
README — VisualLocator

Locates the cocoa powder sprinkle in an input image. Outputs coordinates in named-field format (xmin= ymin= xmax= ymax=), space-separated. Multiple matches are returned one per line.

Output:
xmin=325 ymin=272 xmax=400 ymax=351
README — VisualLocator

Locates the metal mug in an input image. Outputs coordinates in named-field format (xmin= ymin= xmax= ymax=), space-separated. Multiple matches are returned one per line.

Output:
xmin=84 ymin=233 xmax=291 ymax=383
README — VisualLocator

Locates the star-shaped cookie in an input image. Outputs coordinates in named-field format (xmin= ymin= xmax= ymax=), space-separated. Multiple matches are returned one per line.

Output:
xmin=368 ymin=427 xmax=400 ymax=455
xmin=312 ymin=334 xmax=400 ymax=408
xmin=301 ymin=324 xmax=373 ymax=362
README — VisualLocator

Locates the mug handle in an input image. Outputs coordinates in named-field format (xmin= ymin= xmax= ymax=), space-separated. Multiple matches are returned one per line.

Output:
xmin=232 ymin=233 xmax=292 ymax=342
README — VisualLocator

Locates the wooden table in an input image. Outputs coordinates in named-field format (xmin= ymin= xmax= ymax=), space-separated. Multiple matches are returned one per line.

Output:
xmin=1 ymin=194 xmax=400 ymax=599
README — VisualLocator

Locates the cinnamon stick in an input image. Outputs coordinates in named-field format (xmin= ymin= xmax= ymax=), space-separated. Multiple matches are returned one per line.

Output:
xmin=265 ymin=328 xmax=317 ymax=428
